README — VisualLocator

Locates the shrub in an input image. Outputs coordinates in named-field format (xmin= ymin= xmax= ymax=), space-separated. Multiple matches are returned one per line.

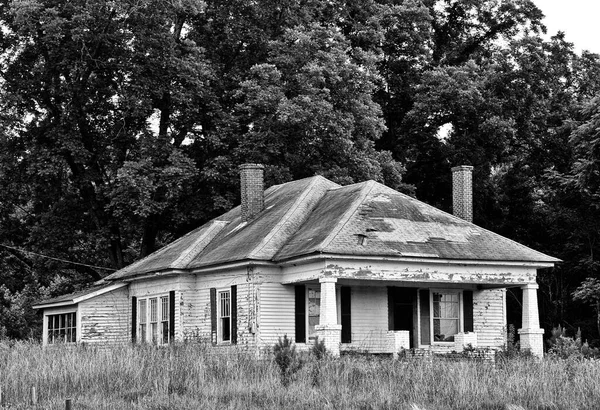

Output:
xmin=547 ymin=326 xmax=600 ymax=360
xmin=496 ymin=324 xmax=534 ymax=362
xmin=311 ymin=336 xmax=327 ymax=360
xmin=272 ymin=335 xmax=302 ymax=387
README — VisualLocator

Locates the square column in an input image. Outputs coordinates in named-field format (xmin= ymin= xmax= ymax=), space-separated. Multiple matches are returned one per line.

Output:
xmin=518 ymin=283 xmax=544 ymax=357
xmin=315 ymin=277 xmax=341 ymax=356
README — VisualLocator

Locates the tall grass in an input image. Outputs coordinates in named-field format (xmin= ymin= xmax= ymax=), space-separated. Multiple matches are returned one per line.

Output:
xmin=1 ymin=341 xmax=600 ymax=409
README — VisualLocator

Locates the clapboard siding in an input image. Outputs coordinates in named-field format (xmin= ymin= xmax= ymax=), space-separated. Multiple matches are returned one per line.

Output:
xmin=342 ymin=286 xmax=389 ymax=353
xmin=473 ymin=289 xmax=506 ymax=348
xmin=79 ymin=286 xmax=129 ymax=345
xmin=258 ymin=282 xmax=295 ymax=347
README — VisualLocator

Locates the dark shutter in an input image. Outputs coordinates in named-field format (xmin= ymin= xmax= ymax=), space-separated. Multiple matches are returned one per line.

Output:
xmin=295 ymin=285 xmax=306 ymax=343
xmin=210 ymin=288 xmax=217 ymax=345
xmin=419 ymin=289 xmax=430 ymax=345
xmin=231 ymin=285 xmax=238 ymax=344
xmin=463 ymin=290 xmax=474 ymax=332
xmin=131 ymin=296 xmax=137 ymax=343
xmin=169 ymin=291 xmax=176 ymax=342
xmin=341 ymin=286 xmax=351 ymax=343
xmin=388 ymin=287 xmax=395 ymax=331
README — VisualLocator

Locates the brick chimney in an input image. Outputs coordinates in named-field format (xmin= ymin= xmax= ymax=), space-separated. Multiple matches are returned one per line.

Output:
xmin=240 ymin=163 xmax=265 ymax=222
xmin=451 ymin=165 xmax=473 ymax=222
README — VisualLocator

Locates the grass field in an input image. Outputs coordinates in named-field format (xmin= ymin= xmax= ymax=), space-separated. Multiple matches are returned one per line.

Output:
xmin=1 ymin=341 xmax=600 ymax=409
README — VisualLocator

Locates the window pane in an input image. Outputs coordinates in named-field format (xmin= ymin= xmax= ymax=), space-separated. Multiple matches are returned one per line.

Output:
xmin=150 ymin=298 xmax=158 ymax=323
xmin=222 ymin=317 xmax=230 ymax=341
xmin=161 ymin=297 xmax=169 ymax=322
xmin=308 ymin=287 xmax=321 ymax=340
xmin=220 ymin=292 xmax=230 ymax=317
xmin=162 ymin=322 xmax=169 ymax=344
xmin=140 ymin=324 xmax=147 ymax=342
xmin=139 ymin=300 xmax=147 ymax=324
xmin=151 ymin=323 xmax=158 ymax=343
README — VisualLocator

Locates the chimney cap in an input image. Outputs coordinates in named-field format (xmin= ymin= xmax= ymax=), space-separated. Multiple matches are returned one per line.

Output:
xmin=239 ymin=163 xmax=264 ymax=170
xmin=451 ymin=165 xmax=473 ymax=172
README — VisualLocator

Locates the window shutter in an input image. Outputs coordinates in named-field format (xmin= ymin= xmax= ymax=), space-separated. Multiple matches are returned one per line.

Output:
xmin=131 ymin=296 xmax=137 ymax=343
xmin=341 ymin=286 xmax=351 ymax=343
xmin=210 ymin=288 xmax=217 ymax=345
xmin=169 ymin=291 xmax=176 ymax=342
xmin=387 ymin=287 xmax=395 ymax=331
xmin=231 ymin=285 xmax=238 ymax=345
xmin=295 ymin=285 xmax=306 ymax=343
xmin=463 ymin=290 xmax=474 ymax=332
xmin=419 ymin=289 xmax=430 ymax=345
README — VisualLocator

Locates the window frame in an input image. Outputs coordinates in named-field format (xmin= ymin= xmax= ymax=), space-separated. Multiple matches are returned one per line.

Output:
xmin=137 ymin=293 xmax=171 ymax=345
xmin=218 ymin=290 xmax=231 ymax=344
xmin=306 ymin=285 xmax=321 ymax=342
xmin=429 ymin=289 xmax=463 ymax=344
xmin=46 ymin=310 xmax=78 ymax=344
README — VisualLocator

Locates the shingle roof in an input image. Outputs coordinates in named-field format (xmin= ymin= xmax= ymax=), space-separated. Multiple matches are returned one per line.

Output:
xmin=32 ymin=282 xmax=127 ymax=309
xmin=103 ymin=176 xmax=558 ymax=281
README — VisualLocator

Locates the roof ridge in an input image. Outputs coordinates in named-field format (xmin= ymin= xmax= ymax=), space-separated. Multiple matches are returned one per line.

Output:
xmin=248 ymin=176 xmax=336 ymax=259
xmin=316 ymin=180 xmax=377 ymax=252
xmin=175 ymin=220 xmax=229 ymax=268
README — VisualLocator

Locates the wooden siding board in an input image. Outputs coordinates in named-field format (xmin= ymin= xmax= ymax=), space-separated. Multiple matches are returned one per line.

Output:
xmin=79 ymin=286 xmax=129 ymax=345
xmin=473 ymin=289 xmax=506 ymax=348
xmin=259 ymin=282 xmax=295 ymax=347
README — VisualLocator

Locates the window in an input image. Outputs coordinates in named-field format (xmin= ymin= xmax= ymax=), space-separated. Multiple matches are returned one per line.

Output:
xmin=219 ymin=291 xmax=231 ymax=342
xmin=138 ymin=299 xmax=147 ymax=343
xmin=161 ymin=296 xmax=169 ymax=344
xmin=432 ymin=292 xmax=460 ymax=342
xmin=47 ymin=312 xmax=77 ymax=344
xmin=307 ymin=287 xmax=321 ymax=341
xmin=137 ymin=295 xmax=170 ymax=344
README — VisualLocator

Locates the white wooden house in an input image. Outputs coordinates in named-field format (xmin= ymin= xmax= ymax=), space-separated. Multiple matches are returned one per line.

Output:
xmin=34 ymin=164 xmax=558 ymax=357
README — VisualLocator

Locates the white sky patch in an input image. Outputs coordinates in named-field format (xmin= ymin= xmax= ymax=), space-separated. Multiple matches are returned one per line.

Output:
xmin=436 ymin=122 xmax=453 ymax=143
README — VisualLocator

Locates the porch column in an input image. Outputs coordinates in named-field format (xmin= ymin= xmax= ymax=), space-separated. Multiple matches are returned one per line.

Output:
xmin=316 ymin=277 xmax=342 ymax=356
xmin=518 ymin=283 xmax=544 ymax=357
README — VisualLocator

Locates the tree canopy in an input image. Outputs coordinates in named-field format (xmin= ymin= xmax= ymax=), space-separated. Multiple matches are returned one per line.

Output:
xmin=2 ymin=0 xmax=600 ymax=343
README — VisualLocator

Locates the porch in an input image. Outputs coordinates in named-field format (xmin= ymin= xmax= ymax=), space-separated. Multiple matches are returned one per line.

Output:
xmin=286 ymin=275 xmax=543 ymax=357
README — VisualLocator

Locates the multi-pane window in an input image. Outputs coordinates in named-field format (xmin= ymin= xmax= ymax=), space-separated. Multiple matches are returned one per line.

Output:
xmin=308 ymin=287 xmax=321 ymax=341
xmin=138 ymin=295 xmax=169 ymax=344
xmin=432 ymin=292 xmax=460 ymax=342
xmin=47 ymin=312 xmax=77 ymax=344
xmin=219 ymin=291 xmax=231 ymax=342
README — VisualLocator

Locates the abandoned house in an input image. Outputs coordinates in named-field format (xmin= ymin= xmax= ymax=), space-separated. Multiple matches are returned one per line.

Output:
xmin=33 ymin=164 xmax=558 ymax=357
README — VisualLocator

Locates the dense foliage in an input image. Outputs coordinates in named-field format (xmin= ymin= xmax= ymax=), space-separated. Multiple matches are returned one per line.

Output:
xmin=2 ymin=0 xmax=600 ymax=344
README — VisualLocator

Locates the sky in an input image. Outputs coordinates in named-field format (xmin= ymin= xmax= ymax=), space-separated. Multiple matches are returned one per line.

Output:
xmin=534 ymin=0 xmax=600 ymax=54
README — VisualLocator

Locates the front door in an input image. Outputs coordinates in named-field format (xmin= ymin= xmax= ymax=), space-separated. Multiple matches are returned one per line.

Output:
xmin=388 ymin=287 xmax=417 ymax=348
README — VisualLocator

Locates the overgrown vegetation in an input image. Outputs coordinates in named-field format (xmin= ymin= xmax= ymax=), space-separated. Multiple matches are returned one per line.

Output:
xmin=1 ymin=342 xmax=600 ymax=409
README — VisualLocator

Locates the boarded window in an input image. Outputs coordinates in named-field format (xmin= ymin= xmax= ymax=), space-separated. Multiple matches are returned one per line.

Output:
xmin=341 ymin=287 xmax=351 ymax=343
xmin=295 ymin=285 xmax=306 ymax=343
xmin=463 ymin=290 xmax=474 ymax=333
xmin=419 ymin=290 xmax=430 ymax=345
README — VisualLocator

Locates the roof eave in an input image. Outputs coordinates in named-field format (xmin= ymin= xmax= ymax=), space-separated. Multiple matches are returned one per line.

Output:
xmin=276 ymin=252 xmax=558 ymax=269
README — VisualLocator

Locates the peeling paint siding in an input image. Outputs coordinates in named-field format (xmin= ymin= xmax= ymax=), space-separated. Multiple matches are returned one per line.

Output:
xmin=182 ymin=271 xmax=258 ymax=347
xmin=341 ymin=286 xmax=389 ymax=353
xmin=79 ymin=286 xmax=129 ymax=345
xmin=258 ymin=281 xmax=295 ymax=347
xmin=473 ymin=289 xmax=506 ymax=348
